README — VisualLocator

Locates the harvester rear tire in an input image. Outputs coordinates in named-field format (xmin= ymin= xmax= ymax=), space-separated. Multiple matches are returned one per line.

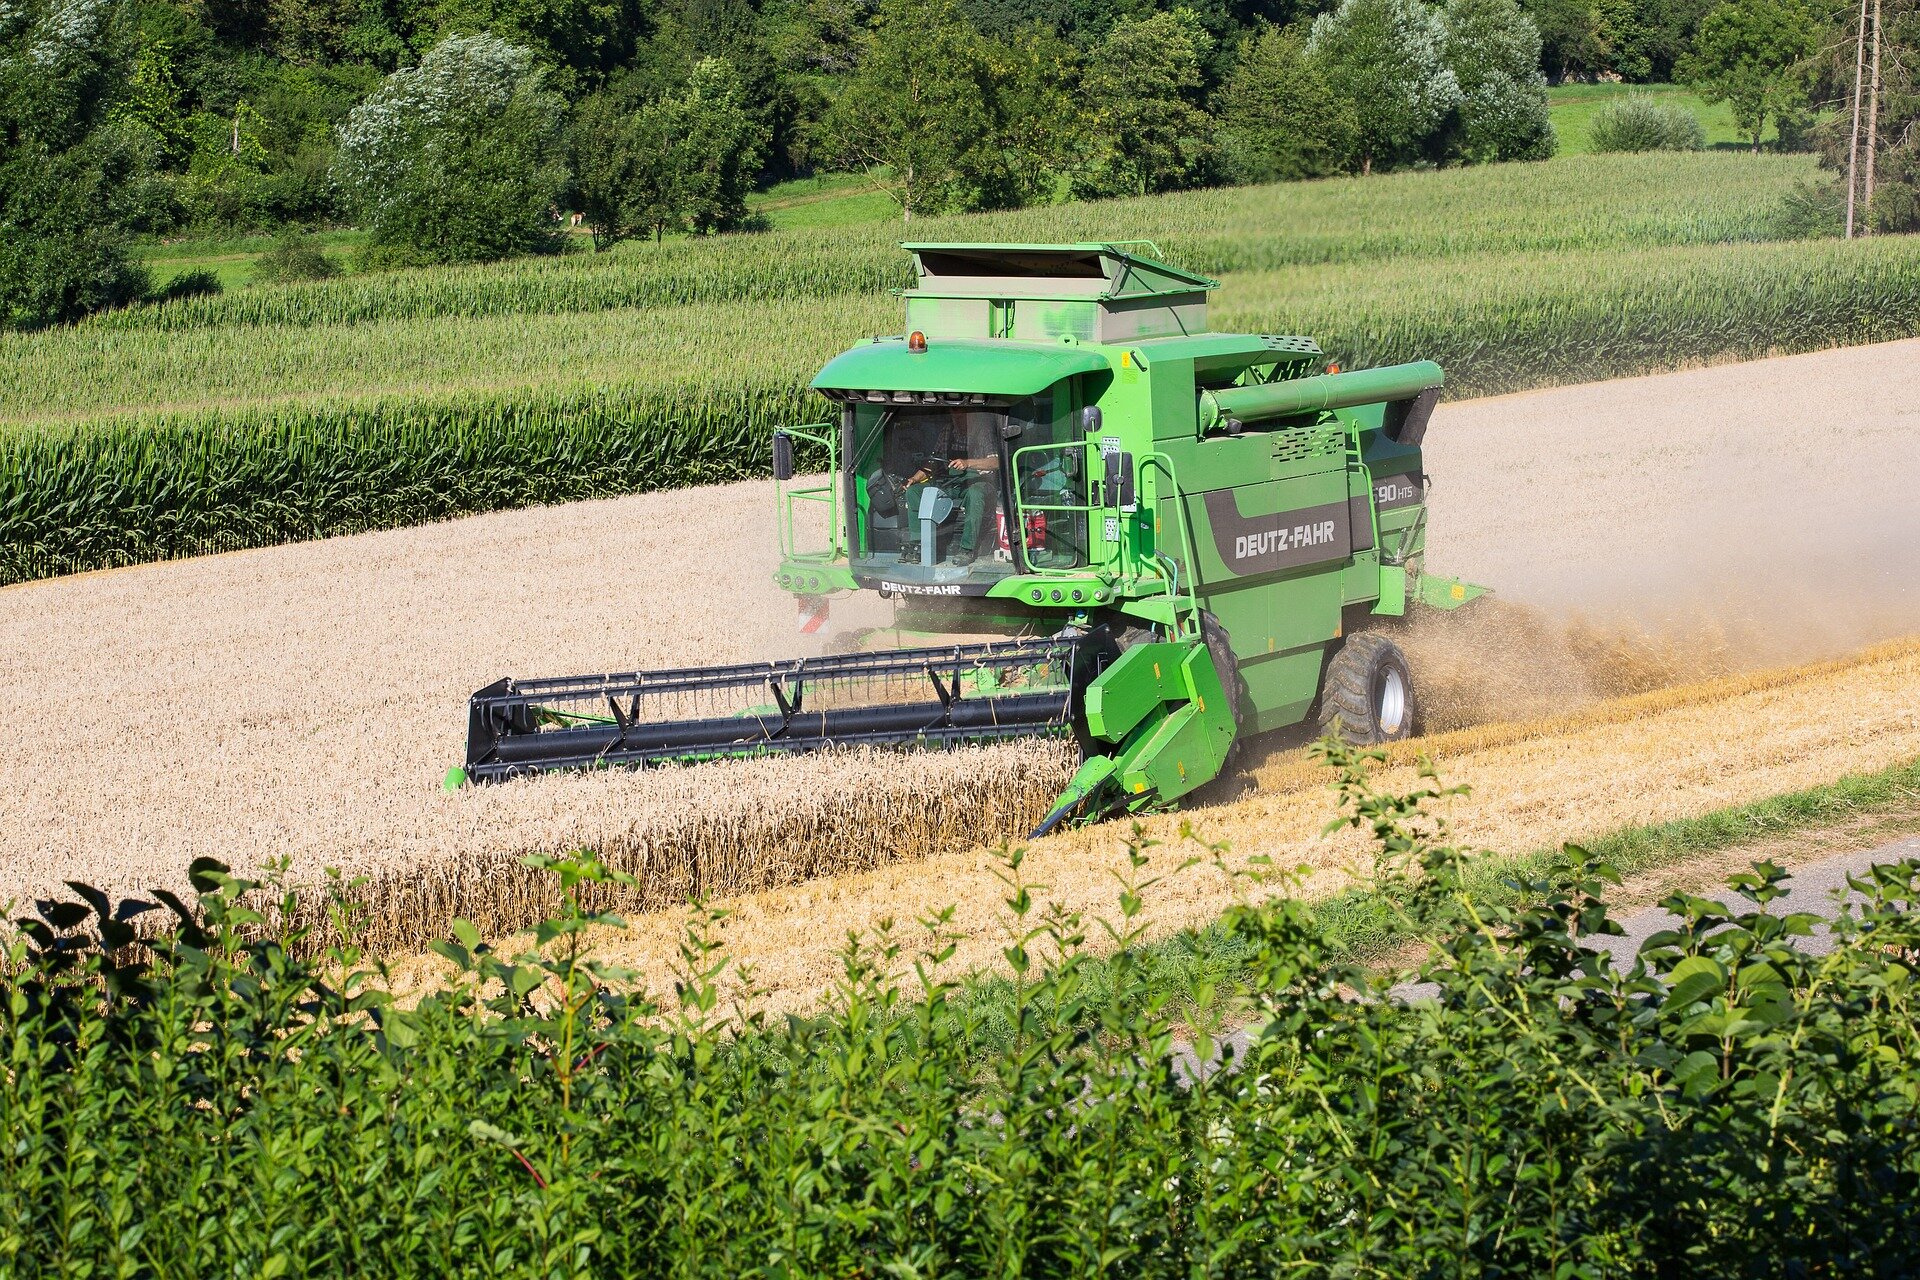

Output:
xmin=1200 ymin=611 xmax=1248 ymax=772
xmin=1318 ymin=632 xmax=1417 ymax=745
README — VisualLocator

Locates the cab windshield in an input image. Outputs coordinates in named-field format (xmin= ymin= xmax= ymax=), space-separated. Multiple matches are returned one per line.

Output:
xmin=847 ymin=394 xmax=1088 ymax=589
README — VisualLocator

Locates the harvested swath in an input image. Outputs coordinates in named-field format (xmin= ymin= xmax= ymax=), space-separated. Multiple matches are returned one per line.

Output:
xmin=291 ymin=743 xmax=1075 ymax=955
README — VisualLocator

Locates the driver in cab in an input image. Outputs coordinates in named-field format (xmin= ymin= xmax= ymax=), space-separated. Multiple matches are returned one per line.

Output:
xmin=903 ymin=409 xmax=1000 ymax=567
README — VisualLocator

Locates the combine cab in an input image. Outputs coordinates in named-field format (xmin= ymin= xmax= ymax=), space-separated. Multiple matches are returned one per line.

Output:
xmin=453 ymin=242 xmax=1484 ymax=833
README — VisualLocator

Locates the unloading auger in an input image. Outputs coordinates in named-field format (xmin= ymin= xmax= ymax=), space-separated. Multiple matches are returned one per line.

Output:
xmin=452 ymin=242 xmax=1485 ymax=834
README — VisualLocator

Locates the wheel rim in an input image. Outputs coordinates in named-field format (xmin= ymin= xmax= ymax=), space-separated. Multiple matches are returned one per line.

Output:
xmin=1377 ymin=667 xmax=1408 ymax=737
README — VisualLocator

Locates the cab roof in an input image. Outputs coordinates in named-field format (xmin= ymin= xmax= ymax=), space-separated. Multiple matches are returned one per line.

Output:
xmin=811 ymin=336 xmax=1112 ymax=399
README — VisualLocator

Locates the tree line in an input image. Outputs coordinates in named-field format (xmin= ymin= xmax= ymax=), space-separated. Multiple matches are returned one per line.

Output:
xmin=1 ymin=0 xmax=1915 ymax=329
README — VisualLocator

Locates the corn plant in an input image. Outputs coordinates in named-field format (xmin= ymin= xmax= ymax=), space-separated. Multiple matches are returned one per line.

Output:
xmin=87 ymin=152 xmax=1811 ymax=333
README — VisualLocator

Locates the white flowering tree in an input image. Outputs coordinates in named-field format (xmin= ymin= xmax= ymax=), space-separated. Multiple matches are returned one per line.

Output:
xmin=1307 ymin=0 xmax=1462 ymax=174
xmin=333 ymin=33 xmax=567 ymax=265
xmin=1443 ymin=0 xmax=1555 ymax=163
xmin=1 ymin=0 xmax=156 ymax=327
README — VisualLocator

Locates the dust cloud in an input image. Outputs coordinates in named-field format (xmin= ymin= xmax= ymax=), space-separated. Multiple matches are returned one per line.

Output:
xmin=1409 ymin=339 xmax=1920 ymax=727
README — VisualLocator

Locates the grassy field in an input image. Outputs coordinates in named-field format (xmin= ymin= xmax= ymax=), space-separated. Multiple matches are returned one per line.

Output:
xmin=141 ymin=227 xmax=370 ymax=290
xmin=8 ymin=150 xmax=1873 ymax=582
xmin=748 ymin=170 xmax=901 ymax=228
xmin=1546 ymin=81 xmax=1765 ymax=154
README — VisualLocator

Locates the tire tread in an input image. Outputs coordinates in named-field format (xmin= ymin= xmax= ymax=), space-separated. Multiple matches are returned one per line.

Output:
xmin=1317 ymin=632 xmax=1414 ymax=745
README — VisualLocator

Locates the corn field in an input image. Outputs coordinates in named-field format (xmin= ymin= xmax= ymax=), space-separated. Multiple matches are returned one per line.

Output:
xmin=90 ymin=153 xmax=1808 ymax=332
xmin=3 ymin=151 xmax=1903 ymax=586
xmin=0 ymin=381 xmax=827 ymax=582
xmin=1217 ymin=237 xmax=1920 ymax=394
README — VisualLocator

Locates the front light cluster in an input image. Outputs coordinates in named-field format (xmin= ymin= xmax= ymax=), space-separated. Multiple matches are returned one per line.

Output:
xmin=775 ymin=571 xmax=824 ymax=591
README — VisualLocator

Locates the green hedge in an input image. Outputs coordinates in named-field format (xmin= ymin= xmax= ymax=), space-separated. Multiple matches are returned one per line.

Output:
xmin=4 ymin=742 xmax=1916 ymax=1275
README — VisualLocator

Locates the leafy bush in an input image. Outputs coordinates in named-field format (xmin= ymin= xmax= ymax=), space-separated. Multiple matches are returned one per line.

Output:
xmin=1769 ymin=179 xmax=1845 ymax=238
xmin=150 ymin=267 xmax=221 ymax=302
xmin=1590 ymin=94 xmax=1707 ymax=153
xmin=252 ymin=232 xmax=339 ymax=283
xmin=3 ymin=741 xmax=1916 ymax=1275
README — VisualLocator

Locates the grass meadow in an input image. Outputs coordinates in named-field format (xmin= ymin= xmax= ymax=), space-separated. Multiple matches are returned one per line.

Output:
xmin=1545 ymin=81 xmax=1764 ymax=153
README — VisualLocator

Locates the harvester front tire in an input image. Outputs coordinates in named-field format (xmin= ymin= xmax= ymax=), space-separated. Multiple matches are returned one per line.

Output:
xmin=1200 ymin=611 xmax=1248 ymax=771
xmin=1318 ymin=632 xmax=1417 ymax=745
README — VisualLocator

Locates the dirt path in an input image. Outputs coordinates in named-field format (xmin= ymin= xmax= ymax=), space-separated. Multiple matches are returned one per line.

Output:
xmin=4 ymin=342 xmax=1918 ymax=949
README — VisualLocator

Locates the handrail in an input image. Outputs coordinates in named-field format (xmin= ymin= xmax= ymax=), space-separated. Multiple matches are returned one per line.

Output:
xmin=1345 ymin=420 xmax=1382 ymax=560
xmin=774 ymin=422 xmax=841 ymax=561
xmin=1009 ymin=441 xmax=1106 ymax=577
xmin=1138 ymin=450 xmax=1202 ymax=637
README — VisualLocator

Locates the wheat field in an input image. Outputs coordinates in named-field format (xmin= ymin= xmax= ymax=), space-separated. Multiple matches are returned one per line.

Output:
xmin=485 ymin=638 xmax=1920 ymax=1015
xmin=5 ymin=340 xmax=1918 ymax=959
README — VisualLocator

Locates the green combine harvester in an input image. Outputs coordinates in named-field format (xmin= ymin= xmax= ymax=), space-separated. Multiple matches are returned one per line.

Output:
xmin=457 ymin=243 xmax=1484 ymax=834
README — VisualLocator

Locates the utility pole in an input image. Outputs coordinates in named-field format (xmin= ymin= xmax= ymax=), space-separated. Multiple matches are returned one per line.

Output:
xmin=1864 ymin=0 xmax=1882 ymax=234
xmin=1846 ymin=0 xmax=1868 ymax=238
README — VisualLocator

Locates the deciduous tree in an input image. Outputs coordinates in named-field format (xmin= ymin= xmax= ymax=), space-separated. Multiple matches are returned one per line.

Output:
xmin=815 ymin=0 xmax=997 ymax=221
xmin=673 ymin=57 xmax=766 ymax=233
xmin=1307 ymin=0 xmax=1461 ymax=173
xmin=0 ymin=0 xmax=156 ymax=328
xmin=1072 ymin=9 xmax=1217 ymax=199
xmin=1214 ymin=24 xmax=1359 ymax=182
xmin=333 ymin=32 xmax=568 ymax=263
xmin=1678 ymin=0 xmax=1816 ymax=150
xmin=1444 ymin=0 xmax=1555 ymax=162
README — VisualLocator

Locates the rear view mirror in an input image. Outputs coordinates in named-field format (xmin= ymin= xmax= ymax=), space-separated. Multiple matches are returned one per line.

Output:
xmin=772 ymin=431 xmax=794 ymax=482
